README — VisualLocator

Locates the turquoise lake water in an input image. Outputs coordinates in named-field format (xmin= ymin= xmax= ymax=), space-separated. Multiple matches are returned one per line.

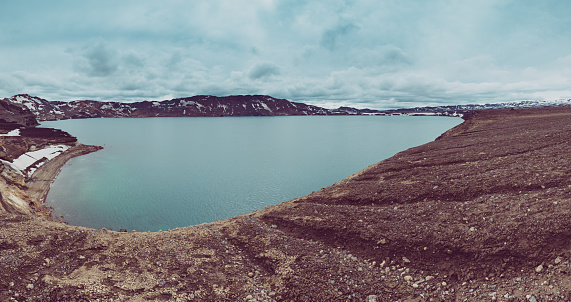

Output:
xmin=41 ymin=116 xmax=461 ymax=231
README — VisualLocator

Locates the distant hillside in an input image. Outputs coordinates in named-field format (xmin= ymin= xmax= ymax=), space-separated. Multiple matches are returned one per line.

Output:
xmin=3 ymin=94 xmax=571 ymax=122
xmin=3 ymin=94 xmax=341 ymax=121
xmin=363 ymin=99 xmax=571 ymax=117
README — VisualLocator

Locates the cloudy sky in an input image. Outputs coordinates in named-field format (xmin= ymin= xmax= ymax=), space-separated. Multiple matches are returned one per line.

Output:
xmin=1 ymin=0 xmax=571 ymax=109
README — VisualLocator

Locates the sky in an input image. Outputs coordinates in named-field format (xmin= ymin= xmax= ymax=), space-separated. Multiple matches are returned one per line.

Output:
xmin=1 ymin=0 xmax=571 ymax=109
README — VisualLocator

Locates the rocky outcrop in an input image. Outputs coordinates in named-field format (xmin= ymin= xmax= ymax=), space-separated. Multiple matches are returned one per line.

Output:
xmin=0 ymin=97 xmax=39 ymax=128
xmin=0 ymin=124 xmax=100 ymax=217
xmin=1 ymin=107 xmax=571 ymax=301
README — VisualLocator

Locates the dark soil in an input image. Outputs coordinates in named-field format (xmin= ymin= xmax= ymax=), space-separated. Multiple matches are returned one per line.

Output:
xmin=1 ymin=107 xmax=571 ymax=301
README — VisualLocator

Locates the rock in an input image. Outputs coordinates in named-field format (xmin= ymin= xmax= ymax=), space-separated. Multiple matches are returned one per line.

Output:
xmin=528 ymin=295 xmax=538 ymax=302
xmin=404 ymin=275 xmax=413 ymax=281
xmin=367 ymin=295 xmax=377 ymax=302
xmin=535 ymin=264 xmax=543 ymax=273
xmin=246 ymin=294 xmax=253 ymax=300
xmin=26 ymin=283 xmax=34 ymax=290
xmin=555 ymin=256 xmax=563 ymax=264
xmin=402 ymin=257 xmax=411 ymax=263
xmin=0 ymin=97 xmax=39 ymax=127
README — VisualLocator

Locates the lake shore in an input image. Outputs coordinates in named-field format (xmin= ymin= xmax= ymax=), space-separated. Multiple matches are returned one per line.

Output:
xmin=26 ymin=144 xmax=103 ymax=218
xmin=1 ymin=107 xmax=571 ymax=301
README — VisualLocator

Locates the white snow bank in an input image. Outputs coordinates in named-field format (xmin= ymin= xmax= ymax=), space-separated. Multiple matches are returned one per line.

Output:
xmin=0 ymin=129 xmax=20 ymax=136
xmin=2 ymin=145 xmax=70 ymax=177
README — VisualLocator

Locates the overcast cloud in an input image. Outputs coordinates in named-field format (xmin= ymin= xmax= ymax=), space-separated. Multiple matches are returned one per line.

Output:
xmin=1 ymin=0 xmax=571 ymax=109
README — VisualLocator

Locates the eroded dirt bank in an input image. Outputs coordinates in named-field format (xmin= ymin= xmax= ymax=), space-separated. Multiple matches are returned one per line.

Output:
xmin=1 ymin=107 xmax=571 ymax=301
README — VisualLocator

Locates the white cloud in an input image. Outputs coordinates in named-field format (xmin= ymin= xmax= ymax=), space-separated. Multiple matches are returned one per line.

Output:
xmin=1 ymin=0 xmax=571 ymax=108
xmin=248 ymin=62 xmax=281 ymax=80
xmin=77 ymin=41 xmax=119 ymax=77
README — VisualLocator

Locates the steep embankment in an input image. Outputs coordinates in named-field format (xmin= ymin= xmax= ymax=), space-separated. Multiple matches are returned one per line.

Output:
xmin=0 ymin=126 xmax=101 ymax=217
xmin=1 ymin=107 xmax=571 ymax=301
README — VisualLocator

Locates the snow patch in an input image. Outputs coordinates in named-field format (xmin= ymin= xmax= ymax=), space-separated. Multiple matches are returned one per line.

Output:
xmin=0 ymin=129 xmax=20 ymax=136
xmin=1 ymin=145 xmax=70 ymax=177
xmin=409 ymin=112 xmax=437 ymax=116
xmin=260 ymin=102 xmax=272 ymax=112
xmin=179 ymin=100 xmax=196 ymax=107
xmin=14 ymin=96 xmax=28 ymax=104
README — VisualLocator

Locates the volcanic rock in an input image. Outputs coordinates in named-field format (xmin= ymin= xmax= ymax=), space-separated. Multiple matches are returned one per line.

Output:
xmin=0 ymin=107 xmax=571 ymax=301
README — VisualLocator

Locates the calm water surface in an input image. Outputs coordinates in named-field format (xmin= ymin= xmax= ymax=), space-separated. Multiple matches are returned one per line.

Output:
xmin=42 ymin=116 xmax=461 ymax=231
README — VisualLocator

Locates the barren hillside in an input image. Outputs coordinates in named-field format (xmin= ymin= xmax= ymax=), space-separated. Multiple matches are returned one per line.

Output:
xmin=1 ymin=107 xmax=570 ymax=301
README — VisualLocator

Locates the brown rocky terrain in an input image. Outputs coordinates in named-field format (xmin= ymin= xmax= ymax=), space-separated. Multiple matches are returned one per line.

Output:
xmin=0 ymin=98 xmax=39 ymax=128
xmin=1 ymin=107 xmax=571 ymax=301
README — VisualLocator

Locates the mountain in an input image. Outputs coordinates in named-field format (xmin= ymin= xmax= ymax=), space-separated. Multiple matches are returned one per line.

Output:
xmin=3 ymin=94 xmax=338 ymax=121
xmin=367 ymin=99 xmax=571 ymax=117
xmin=4 ymin=94 xmax=571 ymax=123
xmin=0 ymin=97 xmax=39 ymax=128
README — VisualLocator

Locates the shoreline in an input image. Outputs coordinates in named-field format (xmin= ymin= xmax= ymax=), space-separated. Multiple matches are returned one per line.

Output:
xmin=25 ymin=143 xmax=103 ymax=219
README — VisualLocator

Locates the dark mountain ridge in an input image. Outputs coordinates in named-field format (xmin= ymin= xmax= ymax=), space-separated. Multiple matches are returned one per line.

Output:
xmin=4 ymin=94 xmax=571 ymax=125
xmin=3 ymin=94 xmax=337 ymax=122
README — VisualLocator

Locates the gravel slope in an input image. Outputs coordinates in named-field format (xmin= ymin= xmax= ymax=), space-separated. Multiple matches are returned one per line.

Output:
xmin=1 ymin=107 xmax=571 ymax=301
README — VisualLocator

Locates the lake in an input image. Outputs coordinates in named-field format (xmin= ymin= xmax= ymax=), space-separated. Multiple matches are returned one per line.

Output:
xmin=41 ymin=116 xmax=461 ymax=231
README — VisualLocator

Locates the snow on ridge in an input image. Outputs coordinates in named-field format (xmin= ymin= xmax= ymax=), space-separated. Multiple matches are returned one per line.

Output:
xmin=14 ymin=95 xmax=30 ymax=104
xmin=179 ymin=100 xmax=196 ymax=107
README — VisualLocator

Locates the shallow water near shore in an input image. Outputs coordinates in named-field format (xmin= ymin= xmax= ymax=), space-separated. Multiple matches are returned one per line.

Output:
xmin=41 ymin=116 xmax=461 ymax=231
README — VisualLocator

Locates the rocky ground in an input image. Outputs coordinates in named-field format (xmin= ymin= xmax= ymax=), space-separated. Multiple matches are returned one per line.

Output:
xmin=1 ymin=107 xmax=571 ymax=301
